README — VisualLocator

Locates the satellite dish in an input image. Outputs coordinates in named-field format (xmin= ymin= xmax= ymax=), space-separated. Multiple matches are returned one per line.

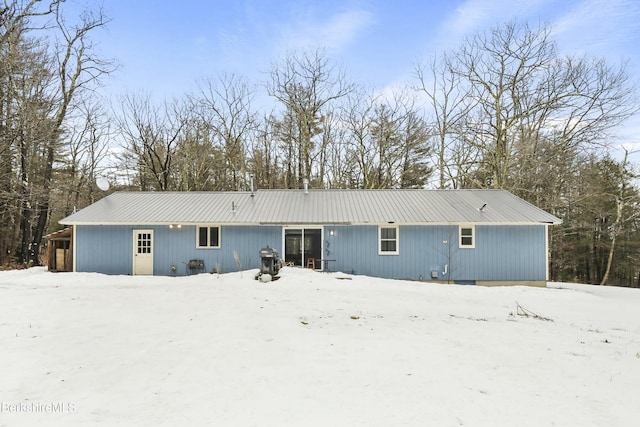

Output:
xmin=96 ymin=177 xmax=110 ymax=191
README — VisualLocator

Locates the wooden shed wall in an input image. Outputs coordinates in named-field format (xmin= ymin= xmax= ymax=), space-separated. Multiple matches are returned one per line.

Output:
xmin=47 ymin=228 xmax=73 ymax=272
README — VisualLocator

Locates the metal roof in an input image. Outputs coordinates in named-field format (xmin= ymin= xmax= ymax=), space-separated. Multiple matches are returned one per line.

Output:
xmin=59 ymin=189 xmax=561 ymax=226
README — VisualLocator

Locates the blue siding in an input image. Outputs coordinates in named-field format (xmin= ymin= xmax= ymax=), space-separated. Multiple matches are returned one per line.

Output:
xmin=75 ymin=224 xmax=282 ymax=276
xmin=75 ymin=226 xmax=133 ymax=274
xmin=76 ymin=223 xmax=547 ymax=281
xmin=142 ymin=224 xmax=282 ymax=275
xmin=457 ymin=225 xmax=547 ymax=281
xmin=325 ymin=224 xmax=547 ymax=282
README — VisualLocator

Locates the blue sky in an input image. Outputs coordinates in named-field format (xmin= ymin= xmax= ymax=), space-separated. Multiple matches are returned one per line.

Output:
xmin=69 ymin=0 xmax=640 ymax=148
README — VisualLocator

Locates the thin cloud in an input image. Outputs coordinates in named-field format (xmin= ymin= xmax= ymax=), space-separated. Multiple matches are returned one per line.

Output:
xmin=551 ymin=0 xmax=640 ymax=55
xmin=281 ymin=8 xmax=375 ymax=52
xmin=214 ymin=28 xmax=246 ymax=67
xmin=214 ymin=4 xmax=375 ymax=75
xmin=428 ymin=0 xmax=552 ymax=51
xmin=193 ymin=36 xmax=208 ymax=46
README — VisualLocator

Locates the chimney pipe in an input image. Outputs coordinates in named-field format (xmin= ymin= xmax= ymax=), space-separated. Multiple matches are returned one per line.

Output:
xmin=303 ymin=179 xmax=309 ymax=194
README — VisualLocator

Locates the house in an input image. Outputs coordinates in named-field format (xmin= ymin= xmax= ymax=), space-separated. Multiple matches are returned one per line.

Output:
xmin=57 ymin=189 xmax=561 ymax=286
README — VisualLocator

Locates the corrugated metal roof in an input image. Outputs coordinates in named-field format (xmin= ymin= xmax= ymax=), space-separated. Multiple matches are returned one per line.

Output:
xmin=59 ymin=189 xmax=561 ymax=225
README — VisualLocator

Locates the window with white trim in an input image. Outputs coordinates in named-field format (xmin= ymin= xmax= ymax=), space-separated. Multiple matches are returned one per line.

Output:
xmin=197 ymin=225 xmax=220 ymax=248
xmin=459 ymin=225 xmax=475 ymax=248
xmin=379 ymin=225 xmax=399 ymax=255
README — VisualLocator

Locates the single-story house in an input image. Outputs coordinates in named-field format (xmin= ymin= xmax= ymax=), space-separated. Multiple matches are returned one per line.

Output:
xmin=57 ymin=189 xmax=561 ymax=286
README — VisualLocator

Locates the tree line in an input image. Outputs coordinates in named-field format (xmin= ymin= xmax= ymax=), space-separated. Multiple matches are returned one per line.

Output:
xmin=2 ymin=1 xmax=639 ymax=286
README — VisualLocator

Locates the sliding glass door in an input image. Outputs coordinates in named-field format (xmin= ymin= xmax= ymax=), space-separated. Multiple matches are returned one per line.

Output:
xmin=284 ymin=228 xmax=322 ymax=269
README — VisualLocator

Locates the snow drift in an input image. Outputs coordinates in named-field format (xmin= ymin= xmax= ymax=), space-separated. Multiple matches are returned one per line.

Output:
xmin=1 ymin=267 xmax=639 ymax=426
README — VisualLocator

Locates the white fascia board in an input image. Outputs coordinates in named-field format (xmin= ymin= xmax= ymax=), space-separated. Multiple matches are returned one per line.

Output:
xmin=259 ymin=222 xmax=351 ymax=226
xmin=63 ymin=220 xmax=559 ymax=227
xmin=349 ymin=221 xmax=557 ymax=226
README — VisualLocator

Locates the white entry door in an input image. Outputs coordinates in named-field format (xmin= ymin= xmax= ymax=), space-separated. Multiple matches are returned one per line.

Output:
xmin=133 ymin=230 xmax=154 ymax=275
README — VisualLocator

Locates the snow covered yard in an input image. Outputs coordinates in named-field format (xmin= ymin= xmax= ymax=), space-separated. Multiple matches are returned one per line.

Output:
xmin=1 ymin=267 xmax=639 ymax=427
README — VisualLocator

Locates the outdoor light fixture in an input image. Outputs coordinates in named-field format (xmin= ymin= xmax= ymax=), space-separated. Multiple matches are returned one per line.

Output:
xmin=330 ymin=229 xmax=334 ymax=236
xmin=169 ymin=224 xmax=182 ymax=229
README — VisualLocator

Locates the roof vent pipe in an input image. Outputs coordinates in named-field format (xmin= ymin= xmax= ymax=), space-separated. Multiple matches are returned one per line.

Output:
xmin=303 ymin=179 xmax=309 ymax=194
xmin=250 ymin=174 xmax=254 ymax=197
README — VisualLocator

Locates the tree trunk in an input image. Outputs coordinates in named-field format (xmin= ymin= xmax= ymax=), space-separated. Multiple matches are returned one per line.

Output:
xmin=28 ymin=143 xmax=55 ymax=266
xmin=18 ymin=127 xmax=31 ymax=265
xmin=601 ymin=198 xmax=623 ymax=286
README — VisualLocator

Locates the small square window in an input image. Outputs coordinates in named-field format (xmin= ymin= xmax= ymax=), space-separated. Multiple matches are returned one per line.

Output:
xmin=459 ymin=225 xmax=475 ymax=248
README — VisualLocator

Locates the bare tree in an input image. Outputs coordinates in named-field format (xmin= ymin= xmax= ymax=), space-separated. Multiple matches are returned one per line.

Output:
xmin=11 ymin=38 xmax=56 ymax=266
xmin=451 ymin=22 xmax=559 ymax=188
xmin=266 ymin=48 xmax=355 ymax=187
xmin=316 ymin=111 xmax=347 ymax=188
xmin=248 ymin=114 xmax=281 ymax=189
xmin=190 ymin=73 xmax=257 ymax=191
xmin=35 ymin=3 xmax=112 ymax=264
xmin=415 ymin=53 xmax=474 ymax=188
xmin=0 ymin=1 xmax=60 ymax=265
xmin=27 ymin=3 xmax=114 ymax=263
xmin=399 ymin=108 xmax=432 ymax=188
xmin=446 ymin=21 xmax=638 ymax=190
xmin=59 ymin=99 xmax=112 ymax=211
xmin=171 ymin=119 xmax=218 ymax=191
xmin=116 ymin=93 xmax=187 ymax=191
xmin=272 ymin=108 xmax=301 ymax=189
xmin=368 ymin=92 xmax=431 ymax=189
xmin=341 ymin=88 xmax=378 ymax=188
xmin=0 ymin=0 xmax=113 ymax=265
xmin=600 ymin=149 xmax=640 ymax=285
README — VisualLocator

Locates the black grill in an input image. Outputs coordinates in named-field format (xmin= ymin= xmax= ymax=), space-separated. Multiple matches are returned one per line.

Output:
xmin=259 ymin=247 xmax=280 ymax=277
xmin=187 ymin=259 xmax=205 ymax=274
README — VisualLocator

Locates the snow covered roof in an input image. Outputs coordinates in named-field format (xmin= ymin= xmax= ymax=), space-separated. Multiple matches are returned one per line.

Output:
xmin=59 ymin=189 xmax=561 ymax=226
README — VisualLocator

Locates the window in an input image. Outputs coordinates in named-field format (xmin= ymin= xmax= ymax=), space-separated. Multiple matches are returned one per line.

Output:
xmin=379 ymin=225 xmax=399 ymax=255
xmin=197 ymin=226 xmax=220 ymax=248
xmin=459 ymin=225 xmax=475 ymax=248
xmin=137 ymin=232 xmax=152 ymax=254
